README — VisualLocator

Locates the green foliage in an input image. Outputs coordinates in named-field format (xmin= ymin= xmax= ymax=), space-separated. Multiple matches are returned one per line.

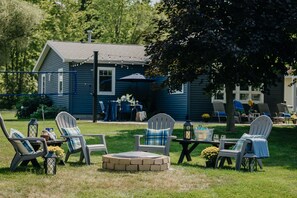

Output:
xmin=145 ymin=0 xmax=297 ymax=131
xmin=15 ymin=95 xmax=52 ymax=119
xmin=30 ymin=105 xmax=66 ymax=119
xmin=0 ymin=0 xmax=43 ymax=108
xmin=86 ymin=0 xmax=157 ymax=44
xmin=0 ymin=0 xmax=42 ymax=64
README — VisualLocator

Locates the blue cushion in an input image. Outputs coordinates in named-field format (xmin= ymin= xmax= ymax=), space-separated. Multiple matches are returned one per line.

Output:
xmin=61 ymin=127 xmax=83 ymax=152
xmin=234 ymin=100 xmax=244 ymax=111
xmin=145 ymin=128 xmax=170 ymax=146
xmin=10 ymin=128 xmax=35 ymax=154
xmin=216 ymin=112 xmax=226 ymax=117
xmin=263 ymin=112 xmax=271 ymax=117
xmin=281 ymin=113 xmax=291 ymax=118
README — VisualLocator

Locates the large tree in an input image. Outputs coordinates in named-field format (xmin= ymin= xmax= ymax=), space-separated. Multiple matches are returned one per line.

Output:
xmin=0 ymin=0 xmax=42 ymax=108
xmin=145 ymin=0 xmax=297 ymax=131
xmin=85 ymin=0 xmax=157 ymax=44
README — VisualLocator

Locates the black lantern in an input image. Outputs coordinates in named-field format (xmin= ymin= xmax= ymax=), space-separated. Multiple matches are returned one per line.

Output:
xmin=44 ymin=152 xmax=57 ymax=175
xmin=28 ymin=118 xmax=38 ymax=137
xmin=183 ymin=120 xmax=193 ymax=140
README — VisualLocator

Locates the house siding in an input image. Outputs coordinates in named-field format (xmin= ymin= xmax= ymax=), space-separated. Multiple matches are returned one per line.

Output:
xmin=189 ymin=75 xmax=213 ymax=121
xmin=264 ymin=78 xmax=284 ymax=115
xmin=153 ymin=83 xmax=188 ymax=121
xmin=39 ymin=49 xmax=69 ymax=109
xmin=70 ymin=63 xmax=146 ymax=115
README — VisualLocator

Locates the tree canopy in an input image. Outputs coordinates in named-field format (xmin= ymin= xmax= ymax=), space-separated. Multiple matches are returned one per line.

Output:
xmin=85 ymin=0 xmax=156 ymax=44
xmin=145 ymin=0 xmax=297 ymax=131
xmin=0 ymin=0 xmax=157 ymax=108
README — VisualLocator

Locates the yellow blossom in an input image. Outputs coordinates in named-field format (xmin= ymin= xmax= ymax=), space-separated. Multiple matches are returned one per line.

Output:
xmin=201 ymin=146 xmax=219 ymax=161
xmin=248 ymin=99 xmax=254 ymax=107
xmin=48 ymin=146 xmax=65 ymax=159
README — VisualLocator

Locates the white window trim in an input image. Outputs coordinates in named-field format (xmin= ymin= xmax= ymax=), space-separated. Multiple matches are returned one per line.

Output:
xmin=58 ymin=68 xmax=63 ymax=96
xmin=170 ymin=84 xmax=185 ymax=95
xmin=212 ymin=85 xmax=264 ymax=104
xmin=97 ymin=67 xmax=115 ymax=95
xmin=41 ymin=74 xmax=46 ymax=94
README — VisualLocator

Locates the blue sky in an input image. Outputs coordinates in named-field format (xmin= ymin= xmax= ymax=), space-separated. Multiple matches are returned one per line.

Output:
xmin=151 ymin=0 xmax=160 ymax=5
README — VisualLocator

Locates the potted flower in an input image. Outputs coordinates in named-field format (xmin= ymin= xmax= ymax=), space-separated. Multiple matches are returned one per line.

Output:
xmin=201 ymin=146 xmax=219 ymax=168
xmin=248 ymin=99 xmax=254 ymax=113
xmin=47 ymin=146 xmax=65 ymax=165
xmin=201 ymin=113 xmax=211 ymax=122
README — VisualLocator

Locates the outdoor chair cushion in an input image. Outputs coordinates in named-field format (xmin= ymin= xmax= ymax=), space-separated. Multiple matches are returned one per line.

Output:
xmin=145 ymin=128 xmax=170 ymax=146
xmin=61 ymin=126 xmax=83 ymax=152
xmin=281 ymin=113 xmax=291 ymax=118
xmin=216 ymin=111 xmax=226 ymax=116
xmin=262 ymin=112 xmax=271 ymax=117
xmin=10 ymin=128 xmax=35 ymax=154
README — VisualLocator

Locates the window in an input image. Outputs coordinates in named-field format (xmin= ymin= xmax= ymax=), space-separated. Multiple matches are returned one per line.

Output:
xmin=98 ymin=67 xmax=115 ymax=95
xmin=212 ymin=85 xmax=264 ymax=104
xmin=41 ymin=74 xmax=46 ymax=94
xmin=170 ymin=84 xmax=184 ymax=94
xmin=58 ymin=68 xmax=63 ymax=96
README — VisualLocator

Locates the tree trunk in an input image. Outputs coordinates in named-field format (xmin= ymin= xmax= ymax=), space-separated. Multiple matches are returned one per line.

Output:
xmin=225 ymin=84 xmax=236 ymax=132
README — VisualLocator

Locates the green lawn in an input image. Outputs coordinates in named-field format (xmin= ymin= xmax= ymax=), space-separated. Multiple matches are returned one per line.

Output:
xmin=0 ymin=111 xmax=296 ymax=197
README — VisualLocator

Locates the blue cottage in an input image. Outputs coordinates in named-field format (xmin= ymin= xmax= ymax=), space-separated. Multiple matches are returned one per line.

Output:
xmin=34 ymin=41 xmax=286 ymax=121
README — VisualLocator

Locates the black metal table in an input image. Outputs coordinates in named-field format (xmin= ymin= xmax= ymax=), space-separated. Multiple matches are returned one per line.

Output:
xmin=173 ymin=139 xmax=235 ymax=164
xmin=46 ymin=139 xmax=66 ymax=147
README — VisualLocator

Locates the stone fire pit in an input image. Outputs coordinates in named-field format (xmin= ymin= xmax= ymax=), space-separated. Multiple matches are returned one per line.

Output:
xmin=102 ymin=151 xmax=170 ymax=171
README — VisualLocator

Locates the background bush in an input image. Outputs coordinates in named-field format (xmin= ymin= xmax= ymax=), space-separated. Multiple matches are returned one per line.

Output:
xmin=30 ymin=105 xmax=66 ymax=119
xmin=15 ymin=95 xmax=63 ymax=119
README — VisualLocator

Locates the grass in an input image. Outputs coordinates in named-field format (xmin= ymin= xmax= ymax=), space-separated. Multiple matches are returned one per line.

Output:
xmin=0 ymin=111 xmax=297 ymax=197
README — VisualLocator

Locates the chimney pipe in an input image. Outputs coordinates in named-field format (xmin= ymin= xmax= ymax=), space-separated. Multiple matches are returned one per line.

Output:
xmin=87 ymin=30 xmax=92 ymax=43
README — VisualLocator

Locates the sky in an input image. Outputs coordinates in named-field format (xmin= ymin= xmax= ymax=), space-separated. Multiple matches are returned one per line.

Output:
xmin=151 ymin=0 xmax=160 ymax=5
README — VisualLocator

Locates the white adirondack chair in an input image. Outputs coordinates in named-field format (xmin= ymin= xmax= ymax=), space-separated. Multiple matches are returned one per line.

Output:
xmin=134 ymin=113 xmax=175 ymax=156
xmin=216 ymin=115 xmax=273 ymax=170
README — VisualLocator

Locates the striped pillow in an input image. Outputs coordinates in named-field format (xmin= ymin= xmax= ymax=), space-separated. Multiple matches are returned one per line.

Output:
xmin=10 ymin=128 xmax=35 ymax=154
xmin=61 ymin=127 xmax=83 ymax=152
xmin=145 ymin=128 xmax=170 ymax=146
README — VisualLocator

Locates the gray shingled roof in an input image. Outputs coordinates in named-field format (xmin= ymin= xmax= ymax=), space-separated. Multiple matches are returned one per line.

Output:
xmin=33 ymin=41 xmax=148 ymax=71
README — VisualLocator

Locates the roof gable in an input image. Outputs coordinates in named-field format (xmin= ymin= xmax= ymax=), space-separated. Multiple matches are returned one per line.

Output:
xmin=33 ymin=41 xmax=148 ymax=71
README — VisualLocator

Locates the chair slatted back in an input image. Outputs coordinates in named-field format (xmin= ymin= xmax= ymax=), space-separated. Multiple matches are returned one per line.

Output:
xmin=213 ymin=102 xmax=225 ymax=113
xmin=55 ymin=111 xmax=77 ymax=135
xmin=147 ymin=113 xmax=175 ymax=135
xmin=233 ymin=100 xmax=245 ymax=113
xmin=99 ymin=101 xmax=105 ymax=113
xmin=0 ymin=114 xmax=10 ymax=139
xmin=257 ymin=103 xmax=272 ymax=117
xmin=277 ymin=103 xmax=289 ymax=114
xmin=249 ymin=115 xmax=273 ymax=139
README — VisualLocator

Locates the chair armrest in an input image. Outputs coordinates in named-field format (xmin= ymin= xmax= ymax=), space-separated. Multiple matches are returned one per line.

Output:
xmin=61 ymin=135 xmax=83 ymax=138
xmin=10 ymin=137 xmax=48 ymax=154
xmin=134 ymin=135 xmax=144 ymax=151
xmin=83 ymin=134 xmax=106 ymax=145
xmin=134 ymin=135 xmax=144 ymax=138
xmin=170 ymin=135 xmax=177 ymax=140
xmin=218 ymin=138 xmax=239 ymax=149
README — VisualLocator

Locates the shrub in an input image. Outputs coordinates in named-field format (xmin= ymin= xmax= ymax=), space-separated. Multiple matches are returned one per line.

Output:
xmin=30 ymin=105 xmax=66 ymax=119
xmin=16 ymin=95 xmax=53 ymax=119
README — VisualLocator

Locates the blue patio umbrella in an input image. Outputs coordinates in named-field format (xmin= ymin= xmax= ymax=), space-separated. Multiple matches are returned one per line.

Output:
xmin=117 ymin=73 xmax=155 ymax=114
xmin=117 ymin=73 xmax=155 ymax=82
